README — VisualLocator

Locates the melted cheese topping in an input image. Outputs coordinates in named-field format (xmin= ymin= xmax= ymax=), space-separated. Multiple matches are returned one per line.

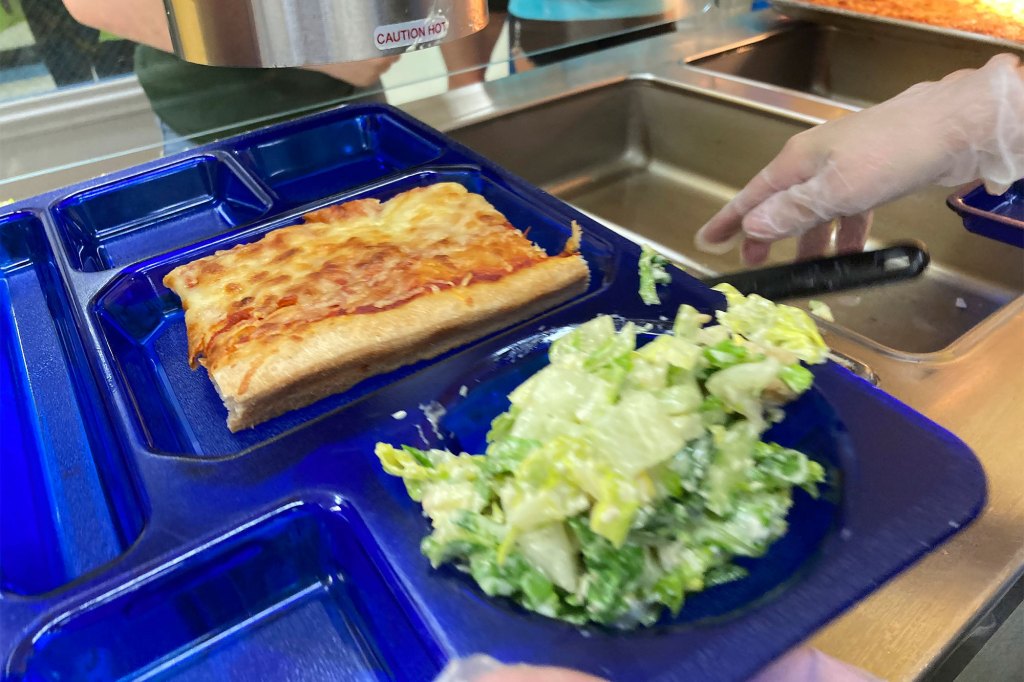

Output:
xmin=803 ymin=0 xmax=1024 ymax=42
xmin=163 ymin=182 xmax=581 ymax=373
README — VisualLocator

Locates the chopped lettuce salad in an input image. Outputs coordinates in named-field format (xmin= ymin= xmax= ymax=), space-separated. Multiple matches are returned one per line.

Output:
xmin=375 ymin=285 xmax=828 ymax=627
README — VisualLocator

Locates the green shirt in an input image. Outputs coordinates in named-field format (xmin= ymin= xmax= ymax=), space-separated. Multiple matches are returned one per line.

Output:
xmin=134 ymin=45 xmax=370 ymax=144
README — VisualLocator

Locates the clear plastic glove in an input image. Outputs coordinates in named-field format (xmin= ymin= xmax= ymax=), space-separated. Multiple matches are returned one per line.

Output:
xmin=435 ymin=647 xmax=881 ymax=682
xmin=695 ymin=53 xmax=1024 ymax=265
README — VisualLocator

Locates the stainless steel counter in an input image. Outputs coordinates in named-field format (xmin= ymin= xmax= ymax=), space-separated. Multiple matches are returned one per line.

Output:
xmin=401 ymin=10 xmax=1024 ymax=681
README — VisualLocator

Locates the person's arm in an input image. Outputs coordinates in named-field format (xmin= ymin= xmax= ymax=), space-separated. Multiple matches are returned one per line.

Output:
xmin=62 ymin=0 xmax=397 ymax=86
xmin=64 ymin=0 xmax=172 ymax=51
xmin=696 ymin=54 xmax=1024 ymax=265
xmin=440 ymin=11 xmax=507 ymax=89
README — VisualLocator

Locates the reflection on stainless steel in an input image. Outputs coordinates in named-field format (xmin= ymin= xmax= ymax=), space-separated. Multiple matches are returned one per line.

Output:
xmin=403 ymin=12 xmax=1024 ymax=679
xmin=163 ymin=0 xmax=487 ymax=67
xmin=689 ymin=21 xmax=1019 ymax=107
xmin=448 ymin=78 xmax=1022 ymax=353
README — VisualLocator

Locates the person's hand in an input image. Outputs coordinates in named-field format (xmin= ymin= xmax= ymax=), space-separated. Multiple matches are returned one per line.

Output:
xmin=475 ymin=666 xmax=605 ymax=682
xmin=695 ymin=53 xmax=1024 ymax=265
xmin=749 ymin=646 xmax=881 ymax=682
xmin=434 ymin=656 xmax=604 ymax=682
xmin=435 ymin=647 xmax=881 ymax=682
xmin=306 ymin=56 xmax=399 ymax=87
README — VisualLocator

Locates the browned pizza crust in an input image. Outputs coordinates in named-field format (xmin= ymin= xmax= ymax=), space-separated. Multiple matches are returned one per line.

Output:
xmin=213 ymin=256 xmax=589 ymax=431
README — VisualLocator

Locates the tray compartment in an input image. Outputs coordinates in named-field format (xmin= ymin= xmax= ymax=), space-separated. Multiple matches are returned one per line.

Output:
xmin=234 ymin=108 xmax=445 ymax=210
xmin=91 ymin=167 xmax=617 ymax=458
xmin=0 ymin=212 xmax=144 ymax=596
xmin=52 ymin=154 xmax=274 ymax=272
xmin=8 ymin=502 xmax=443 ymax=682
xmin=355 ymin=312 xmax=985 ymax=681
xmin=376 ymin=319 xmax=840 ymax=623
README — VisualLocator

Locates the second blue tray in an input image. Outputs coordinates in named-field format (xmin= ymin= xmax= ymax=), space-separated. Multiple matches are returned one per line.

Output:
xmin=948 ymin=179 xmax=1024 ymax=248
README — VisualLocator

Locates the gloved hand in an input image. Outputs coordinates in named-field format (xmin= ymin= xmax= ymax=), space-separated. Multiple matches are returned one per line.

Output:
xmin=435 ymin=647 xmax=882 ymax=682
xmin=695 ymin=53 xmax=1024 ymax=265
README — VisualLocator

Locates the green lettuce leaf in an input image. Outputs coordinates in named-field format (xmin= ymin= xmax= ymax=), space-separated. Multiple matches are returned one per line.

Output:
xmin=638 ymin=245 xmax=672 ymax=305
xmin=712 ymin=283 xmax=829 ymax=364
xmin=779 ymin=363 xmax=815 ymax=394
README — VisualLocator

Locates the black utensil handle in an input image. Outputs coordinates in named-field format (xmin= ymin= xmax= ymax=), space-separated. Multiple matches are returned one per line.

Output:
xmin=703 ymin=243 xmax=930 ymax=301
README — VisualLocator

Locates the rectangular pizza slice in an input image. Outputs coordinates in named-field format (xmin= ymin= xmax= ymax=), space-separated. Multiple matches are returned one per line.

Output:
xmin=163 ymin=182 xmax=589 ymax=432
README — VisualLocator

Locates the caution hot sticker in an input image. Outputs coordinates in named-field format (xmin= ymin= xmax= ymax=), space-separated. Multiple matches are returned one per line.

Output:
xmin=374 ymin=17 xmax=449 ymax=50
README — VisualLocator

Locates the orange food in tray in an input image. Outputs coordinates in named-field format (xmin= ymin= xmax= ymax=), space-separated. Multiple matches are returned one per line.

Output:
xmin=163 ymin=182 xmax=589 ymax=431
xmin=802 ymin=0 xmax=1024 ymax=43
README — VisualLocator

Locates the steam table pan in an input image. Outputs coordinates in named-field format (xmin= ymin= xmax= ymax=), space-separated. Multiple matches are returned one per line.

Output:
xmin=771 ymin=0 xmax=1024 ymax=51
xmin=0 ymin=104 xmax=986 ymax=682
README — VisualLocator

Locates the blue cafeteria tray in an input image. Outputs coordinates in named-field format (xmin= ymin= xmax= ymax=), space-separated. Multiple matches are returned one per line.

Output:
xmin=0 ymin=104 xmax=986 ymax=681
xmin=948 ymin=179 xmax=1024 ymax=248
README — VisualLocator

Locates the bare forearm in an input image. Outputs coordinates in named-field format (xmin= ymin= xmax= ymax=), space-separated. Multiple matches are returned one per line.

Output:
xmin=63 ymin=0 xmax=173 ymax=51
xmin=441 ymin=13 xmax=506 ymax=87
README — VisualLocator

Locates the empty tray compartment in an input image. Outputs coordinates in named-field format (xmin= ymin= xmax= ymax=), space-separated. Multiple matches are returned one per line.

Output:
xmin=689 ymin=22 xmax=1014 ymax=108
xmin=52 ymin=154 xmax=274 ymax=272
xmin=91 ymin=166 xmax=615 ymax=458
xmin=233 ymin=106 xmax=445 ymax=209
xmin=0 ymin=212 xmax=143 ymax=596
xmin=8 ymin=502 xmax=443 ymax=681
xmin=449 ymin=77 xmax=1024 ymax=353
